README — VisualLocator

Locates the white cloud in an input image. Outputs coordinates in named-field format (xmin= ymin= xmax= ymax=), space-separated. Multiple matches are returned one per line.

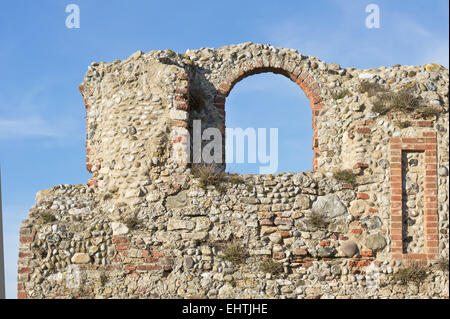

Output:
xmin=0 ymin=116 xmax=60 ymax=139
xmin=389 ymin=13 xmax=449 ymax=67
xmin=262 ymin=7 xmax=449 ymax=68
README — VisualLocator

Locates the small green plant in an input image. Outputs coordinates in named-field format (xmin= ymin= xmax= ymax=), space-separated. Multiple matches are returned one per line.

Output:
xmin=392 ymin=260 xmax=428 ymax=286
xmin=306 ymin=212 xmax=329 ymax=229
xmin=358 ymin=81 xmax=387 ymax=97
xmin=125 ymin=216 xmax=142 ymax=231
xmin=259 ymin=258 xmax=282 ymax=275
xmin=100 ymin=273 xmax=108 ymax=286
xmin=417 ymin=106 xmax=441 ymax=118
xmin=191 ymin=164 xmax=227 ymax=190
xmin=222 ymin=244 xmax=248 ymax=264
xmin=332 ymin=89 xmax=350 ymax=100
xmin=228 ymin=173 xmax=245 ymax=185
xmin=397 ymin=120 xmax=412 ymax=129
xmin=372 ymin=89 xmax=421 ymax=115
xmin=437 ymin=258 xmax=449 ymax=272
xmin=372 ymin=99 xmax=390 ymax=115
xmin=333 ymin=170 xmax=357 ymax=187
xmin=40 ymin=212 xmax=56 ymax=224
xmin=191 ymin=164 xmax=247 ymax=192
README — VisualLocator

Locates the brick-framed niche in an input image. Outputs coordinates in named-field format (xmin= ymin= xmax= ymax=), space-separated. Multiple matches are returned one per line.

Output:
xmin=389 ymin=131 xmax=438 ymax=261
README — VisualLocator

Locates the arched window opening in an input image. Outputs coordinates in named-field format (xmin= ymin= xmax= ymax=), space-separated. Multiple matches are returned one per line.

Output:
xmin=225 ymin=73 xmax=313 ymax=175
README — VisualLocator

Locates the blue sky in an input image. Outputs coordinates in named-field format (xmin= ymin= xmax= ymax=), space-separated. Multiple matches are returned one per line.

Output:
xmin=0 ymin=0 xmax=448 ymax=298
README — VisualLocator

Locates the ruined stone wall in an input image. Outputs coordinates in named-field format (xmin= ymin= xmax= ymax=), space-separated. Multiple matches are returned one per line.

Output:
xmin=18 ymin=43 xmax=449 ymax=299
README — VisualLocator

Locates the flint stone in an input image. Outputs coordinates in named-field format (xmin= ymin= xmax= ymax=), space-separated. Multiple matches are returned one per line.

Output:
xmin=111 ymin=222 xmax=129 ymax=235
xmin=328 ymin=218 xmax=349 ymax=233
xmin=331 ymin=265 xmax=342 ymax=275
xmin=294 ymin=195 xmax=310 ymax=210
xmin=269 ymin=232 xmax=282 ymax=244
xmin=340 ymin=241 xmax=359 ymax=257
xmin=195 ymin=217 xmax=212 ymax=231
xmin=438 ymin=167 xmax=448 ymax=176
xmin=379 ymin=159 xmax=390 ymax=169
xmin=69 ymin=207 xmax=91 ymax=215
xmin=167 ymin=218 xmax=195 ymax=231
xmin=349 ymin=200 xmax=366 ymax=218
xmin=71 ymin=253 xmax=90 ymax=264
xmin=365 ymin=233 xmax=387 ymax=251
xmin=181 ymin=232 xmax=208 ymax=241
xmin=165 ymin=190 xmax=189 ymax=209
xmin=359 ymin=73 xmax=375 ymax=79
xmin=184 ymin=256 xmax=194 ymax=269
xmin=250 ymin=249 xmax=272 ymax=255
xmin=312 ymin=194 xmax=347 ymax=219
xmin=318 ymin=247 xmax=337 ymax=257
xmin=361 ymin=216 xmax=382 ymax=230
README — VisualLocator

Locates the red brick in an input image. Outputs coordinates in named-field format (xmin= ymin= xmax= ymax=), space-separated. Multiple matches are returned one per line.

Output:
xmin=390 ymin=176 xmax=402 ymax=183
xmin=112 ymin=236 xmax=128 ymax=244
xmin=137 ymin=264 xmax=161 ymax=271
xmin=356 ymin=127 xmax=371 ymax=134
xmin=175 ymin=88 xmax=188 ymax=95
xmin=354 ymin=162 xmax=369 ymax=169
xmin=422 ymin=131 xmax=436 ymax=137
xmin=273 ymin=252 xmax=286 ymax=260
xmin=88 ymin=178 xmax=98 ymax=187
xmin=391 ymin=222 xmax=402 ymax=229
xmin=17 ymin=291 xmax=27 ymax=299
xmin=417 ymin=121 xmax=432 ymax=127
xmin=178 ymin=72 xmax=188 ymax=80
xmin=274 ymin=217 xmax=293 ymax=226
xmin=18 ymin=267 xmax=32 ymax=274
xmin=172 ymin=120 xmax=188 ymax=128
xmin=425 ymin=227 xmax=438 ymax=235
xmin=20 ymin=236 xmax=33 ymax=244
xmin=153 ymin=251 xmax=165 ymax=258
xmin=125 ymin=265 xmax=136 ymax=271
xmin=176 ymin=103 xmax=189 ymax=111
xmin=260 ymin=219 xmax=274 ymax=226
xmin=426 ymin=241 xmax=439 ymax=247
xmin=18 ymin=252 xmax=31 ymax=258
xmin=390 ymin=169 xmax=402 ymax=176
xmin=145 ymin=257 xmax=159 ymax=263
xmin=357 ymin=193 xmax=370 ymax=200
xmin=279 ymin=231 xmax=291 ymax=238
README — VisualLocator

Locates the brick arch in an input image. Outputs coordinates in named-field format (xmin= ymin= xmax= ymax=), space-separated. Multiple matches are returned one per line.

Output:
xmin=213 ymin=63 xmax=324 ymax=170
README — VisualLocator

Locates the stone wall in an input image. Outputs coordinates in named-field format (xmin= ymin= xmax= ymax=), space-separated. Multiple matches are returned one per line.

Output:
xmin=18 ymin=43 xmax=449 ymax=299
